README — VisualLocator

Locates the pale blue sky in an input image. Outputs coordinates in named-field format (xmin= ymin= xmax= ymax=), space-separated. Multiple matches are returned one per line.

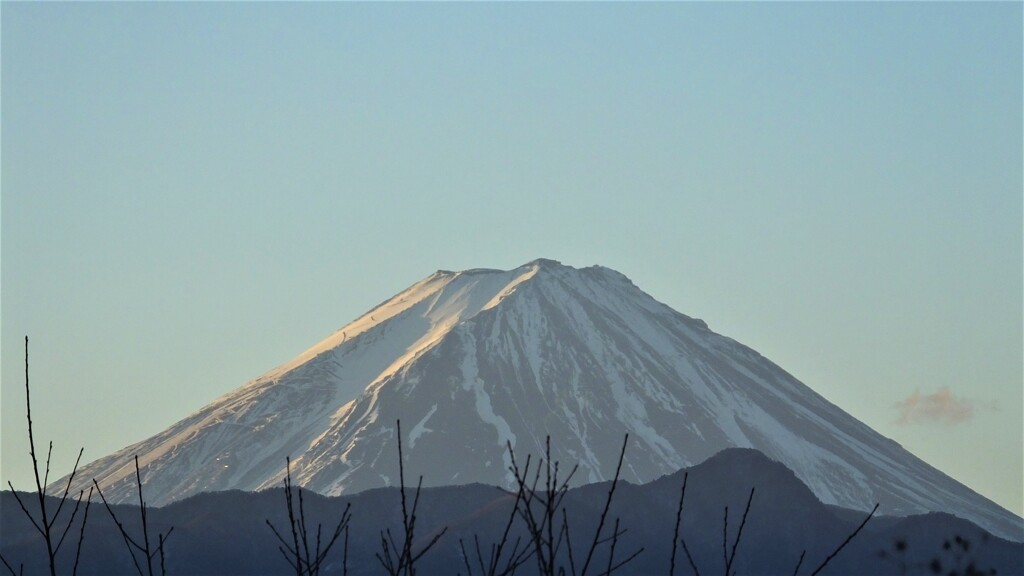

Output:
xmin=2 ymin=3 xmax=1021 ymax=515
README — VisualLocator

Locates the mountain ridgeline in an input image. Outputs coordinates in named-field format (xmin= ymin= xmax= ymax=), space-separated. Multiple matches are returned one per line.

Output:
xmin=61 ymin=259 xmax=1022 ymax=541
xmin=10 ymin=449 xmax=1021 ymax=574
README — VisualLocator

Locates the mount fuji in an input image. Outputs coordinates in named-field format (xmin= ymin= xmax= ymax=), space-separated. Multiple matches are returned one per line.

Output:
xmin=64 ymin=259 xmax=1021 ymax=540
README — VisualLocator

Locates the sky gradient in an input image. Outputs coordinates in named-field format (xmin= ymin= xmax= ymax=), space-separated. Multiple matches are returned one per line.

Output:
xmin=2 ymin=3 xmax=1021 ymax=516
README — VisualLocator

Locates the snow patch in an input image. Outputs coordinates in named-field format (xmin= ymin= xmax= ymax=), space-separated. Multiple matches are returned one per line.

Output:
xmin=459 ymin=330 xmax=517 ymax=484
xmin=408 ymin=404 xmax=438 ymax=449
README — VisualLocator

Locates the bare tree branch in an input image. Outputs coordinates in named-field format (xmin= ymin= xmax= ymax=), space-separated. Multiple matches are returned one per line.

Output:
xmin=8 ymin=338 xmax=92 ymax=576
xmin=377 ymin=420 xmax=447 ymax=576
xmin=266 ymin=457 xmax=351 ymax=576
xmin=93 ymin=455 xmax=173 ymax=576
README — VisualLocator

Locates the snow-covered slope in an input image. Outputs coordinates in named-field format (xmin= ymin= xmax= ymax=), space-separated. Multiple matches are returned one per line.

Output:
xmin=64 ymin=259 xmax=1022 ymax=540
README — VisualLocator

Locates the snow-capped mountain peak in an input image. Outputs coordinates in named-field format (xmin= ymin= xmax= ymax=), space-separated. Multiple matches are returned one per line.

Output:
xmin=64 ymin=260 xmax=1022 ymax=541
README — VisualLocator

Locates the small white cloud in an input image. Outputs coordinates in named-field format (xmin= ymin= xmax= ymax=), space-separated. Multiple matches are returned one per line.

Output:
xmin=895 ymin=387 xmax=975 ymax=426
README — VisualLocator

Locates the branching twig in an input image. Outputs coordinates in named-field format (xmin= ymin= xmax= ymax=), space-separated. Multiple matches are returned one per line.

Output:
xmin=509 ymin=438 xmax=577 ymax=576
xmin=377 ymin=420 xmax=448 ymax=576
xmin=507 ymin=434 xmax=639 ymax=576
xmin=93 ymin=456 xmax=174 ymax=575
xmin=580 ymin=435 xmax=631 ymax=576
xmin=6 ymin=337 xmax=92 ymax=576
xmin=266 ymin=457 xmax=351 ymax=576
xmin=460 ymin=487 xmax=535 ymax=576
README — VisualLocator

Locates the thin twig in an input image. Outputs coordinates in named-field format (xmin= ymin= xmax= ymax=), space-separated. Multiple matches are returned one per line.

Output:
xmin=72 ymin=487 xmax=93 ymax=576
xmin=680 ymin=538 xmax=702 ymax=576
xmin=580 ymin=435 xmax=629 ymax=576
xmin=267 ymin=458 xmax=350 ymax=576
xmin=808 ymin=504 xmax=878 ymax=576
xmin=562 ymin=508 xmax=576 ymax=576
xmin=6 ymin=487 xmax=44 ymax=536
xmin=42 ymin=442 xmax=53 ymax=509
xmin=134 ymin=457 xmax=154 ymax=576
xmin=722 ymin=506 xmax=729 ymax=575
xmin=669 ymin=473 xmax=689 ymax=576
xmin=343 ymin=525 xmax=350 ymax=576
xmin=13 ymin=338 xmax=93 ymax=576
xmin=725 ymin=488 xmax=755 ymax=576
xmin=604 ymin=518 xmax=620 ymax=576
xmin=54 ymin=489 xmax=86 ymax=554
xmin=470 ymin=487 xmax=532 ymax=576
xmin=93 ymin=481 xmax=146 ymax=576
xmin=377 ymin=420 xmax=446 ymax=575
xmin=158 ymin=534 xmax=166 ymax=576
xmin=460 ymin=539 xmax=474 ymax=576
xmin=791 ymin=550 xmax=805 ymax=576
xmin=50 ymin=448 xmax=86 ymax=531
xmin=1 ymin=555 xmax=22 ymax=576
xmin=602 ymin=546 xmax=645 ymax=576
xmin=93 ymin=459 xmax=174 ymax=576
xmin=24 ymin=337 xmax=58 ymax=576
xmin=473 ymin=535 xmax=487 ymax=576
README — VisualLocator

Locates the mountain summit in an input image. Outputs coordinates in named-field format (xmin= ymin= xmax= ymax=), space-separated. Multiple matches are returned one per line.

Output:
xmin=68 ymin=259 xmax=1021 ymax=540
